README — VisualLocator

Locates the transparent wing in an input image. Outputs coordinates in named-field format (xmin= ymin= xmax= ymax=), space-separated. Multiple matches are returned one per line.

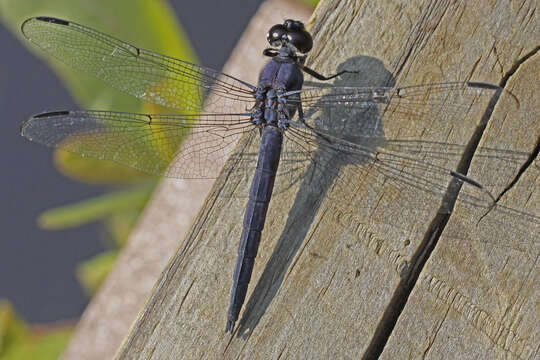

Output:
xmin=280 ymin=124 xmax=490 ymax=209
xmin=290 ymin=81 xmax=515 ymax=138
xmin=272 ymin=121 xmax=539 ymax=253
xmin=277 ymin=81 xmax=524 ymax=203
xmin=21 ymin=110 xmax=255 ymax=178
xmin=271 ymin=81 xmax=538 ymax=236
xmin=21 ymin=17 xmax=256 ymax=113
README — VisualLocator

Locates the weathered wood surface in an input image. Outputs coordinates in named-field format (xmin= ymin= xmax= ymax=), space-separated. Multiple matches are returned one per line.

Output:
xmin=115 ymin=0 xmax=539 ymax=359
xmin=60 ymin=1 xmax=312 ymax=359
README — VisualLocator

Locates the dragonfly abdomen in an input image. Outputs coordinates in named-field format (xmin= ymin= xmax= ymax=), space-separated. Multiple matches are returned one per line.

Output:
xmin=226 ymin=125 xmax=284 ymax=333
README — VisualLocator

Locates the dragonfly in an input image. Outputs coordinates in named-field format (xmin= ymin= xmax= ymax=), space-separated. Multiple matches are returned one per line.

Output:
xmin=20 ymin=16 xmax=536 ymax=334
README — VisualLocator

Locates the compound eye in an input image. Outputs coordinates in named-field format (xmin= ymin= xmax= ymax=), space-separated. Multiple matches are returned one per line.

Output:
xmin=287 ymin=30 xmax=313 ymax=53
xmin=283 ymin=19 xmax=305 ymax=31
xmin=267 ymin=24 xmax=286 ymax=46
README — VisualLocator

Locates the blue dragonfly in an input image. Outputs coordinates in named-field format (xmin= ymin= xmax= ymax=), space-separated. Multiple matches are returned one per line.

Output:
xmin=20 ymin=16 xmax=536 ymax=334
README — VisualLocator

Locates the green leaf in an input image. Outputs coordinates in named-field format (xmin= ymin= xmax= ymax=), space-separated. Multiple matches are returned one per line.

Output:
xmin=104 ymin=211 xmax=142 ymax=248
xmin=76 ymin=251 xmax=118 ymax=295
xmin=54 ymin=150 xmax=154 ymax=186
xmin=1 ymin=328 xmax=72 ymax=360
xmin=37 ymin=184 xmax=154 ymax=230
xmin=0 ymin=300 xmax=29 ymax=353
xmin=0 ymin=300 xmax=73 ymax=360
xmin=300 ymin=0 xmax=319 ymax=8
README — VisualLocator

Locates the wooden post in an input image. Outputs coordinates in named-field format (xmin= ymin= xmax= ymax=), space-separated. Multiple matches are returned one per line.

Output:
xmin=100 ymin=0 xmax=539 ymax=359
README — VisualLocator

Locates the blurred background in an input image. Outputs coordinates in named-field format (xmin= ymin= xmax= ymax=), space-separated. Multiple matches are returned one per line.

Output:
xmin=0 ymin=0 xmax=316 ymax=357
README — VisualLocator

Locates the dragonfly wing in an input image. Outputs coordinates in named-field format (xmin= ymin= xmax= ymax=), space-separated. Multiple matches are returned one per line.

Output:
xmin=283 ymin=81 xmax=526 ymax=204
xmin=291 ymin=81 xmax=517 ymax=140
xmin=279 ymin=81 xmax=538 ymax=244
xmin=282 ymin=122 xmax=539 ymax=230
xmin=282 ymin=123 xmax=472 ymax=207
xmin=21 ymin=110 xmax=255 ymax=179
xmin=21 ymin=17 xmax=256 ymax=113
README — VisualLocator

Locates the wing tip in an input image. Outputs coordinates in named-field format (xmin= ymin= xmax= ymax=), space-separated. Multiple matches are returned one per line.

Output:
xmin=21 ymin=111 xmax=71 ymax=136
xmin=21 ymin=16 xmax=70 ymax=39
xmin=466 ymin=81 xmax=520 ymax=108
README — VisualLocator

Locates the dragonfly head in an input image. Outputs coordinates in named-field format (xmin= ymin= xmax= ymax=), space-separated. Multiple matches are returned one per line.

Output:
xmin=266 ymin=19 xmax=313 ymax=55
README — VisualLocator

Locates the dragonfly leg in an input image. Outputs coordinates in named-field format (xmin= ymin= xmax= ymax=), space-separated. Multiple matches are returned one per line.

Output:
xmin=254 ymin=86 xmax=267 ymax=100
xmin=251 ymin=87 xmax=268 ymax=125
xmin=277 ymin=117 xmax=290 ymax=130
xmin=276 ymin=88 xmax=291 ymax=130
xmin=251 ymin=106 xmax=264 ymax=126
xmin=300 ymin=65 xmax=358 ymax=81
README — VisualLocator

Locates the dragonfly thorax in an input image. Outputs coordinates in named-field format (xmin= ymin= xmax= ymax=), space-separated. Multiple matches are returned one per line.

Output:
xmin=251 ymin=56 xmax=304 ymax=130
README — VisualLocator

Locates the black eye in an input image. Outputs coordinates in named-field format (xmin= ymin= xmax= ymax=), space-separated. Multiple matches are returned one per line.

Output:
xmin=287 ymin=29 xmax=313 ymax=53
xmin=283 ymin=19 xmax=304 ymax=32
xmin=267 ymin=20 xmax=313 ymax=53
xmin=267 ymin=24 xmax=286 ymax=47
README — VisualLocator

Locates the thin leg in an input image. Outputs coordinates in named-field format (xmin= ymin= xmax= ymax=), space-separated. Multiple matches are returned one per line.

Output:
xmin=301 ymin=65 xmax=358 ymax=81
xmin=279 ymin=93 xmax=306 ymax=129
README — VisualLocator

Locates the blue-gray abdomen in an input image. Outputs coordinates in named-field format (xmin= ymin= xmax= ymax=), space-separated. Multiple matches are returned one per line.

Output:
xmin=227 ymin=125 xmax=283 ymax=329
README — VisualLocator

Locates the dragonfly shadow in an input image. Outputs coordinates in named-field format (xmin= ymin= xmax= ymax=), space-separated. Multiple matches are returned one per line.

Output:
xmin=235 ymin=55 xmax=396 ymax=337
